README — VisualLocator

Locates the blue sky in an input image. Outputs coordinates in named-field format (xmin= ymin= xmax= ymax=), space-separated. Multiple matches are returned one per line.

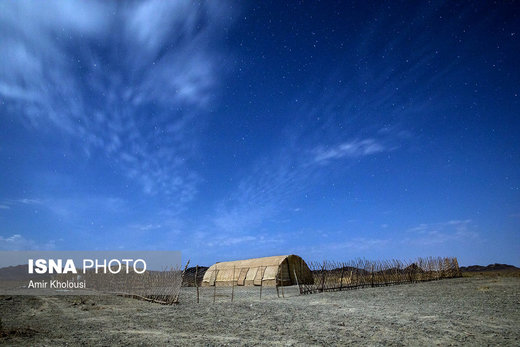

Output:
xmin=0 ymin=1 xmax=518 ymax=266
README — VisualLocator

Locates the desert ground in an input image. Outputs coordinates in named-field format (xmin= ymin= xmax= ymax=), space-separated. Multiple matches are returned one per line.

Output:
xmin=1 ymin=275 xmax=519 ymax=346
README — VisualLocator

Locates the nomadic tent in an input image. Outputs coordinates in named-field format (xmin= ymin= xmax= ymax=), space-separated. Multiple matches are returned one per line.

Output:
xmin=202 ymin=255 xmax=314 ymax=287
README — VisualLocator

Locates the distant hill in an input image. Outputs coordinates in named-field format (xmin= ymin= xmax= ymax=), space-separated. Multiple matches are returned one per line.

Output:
xmin=0 ymin=264 xmax=51 ymax=281
xmin=459 ymin=263 xmax=519 ymax=272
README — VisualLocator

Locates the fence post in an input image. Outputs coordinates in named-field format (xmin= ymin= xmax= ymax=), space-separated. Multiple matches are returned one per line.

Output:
xmin=213 ymin=266 xmax=217 ymax=303
xmin=231 ymin=265 xmax=235 ymax=302
xmin=371 ymin=264 xmax=374 ymax=287
xmin=339 ymin=265 xmax=345 ymax=291
xmin=293 ymin=269 xmax=301 ymax=294
xmin=195 ymin=265 xmax=199 ymax=304
xmin=174 ymin=260 xmax=190 ymax=304
xmin=280 ymin=265 xmax=285 ymax=298
xmin=275 ymin=270 xmax=280 ymax=298
xmin=259 ymin=278 xmax=263 ymax=300
xmin=321 ymin=262 xmax=326 ymax=292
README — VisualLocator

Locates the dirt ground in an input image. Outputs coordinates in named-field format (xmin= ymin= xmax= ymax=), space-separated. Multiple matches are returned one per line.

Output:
xmin=1 ymin=276 xmax=519 ymax=346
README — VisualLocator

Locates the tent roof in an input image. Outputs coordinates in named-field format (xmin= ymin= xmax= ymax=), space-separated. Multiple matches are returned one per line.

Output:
xmin=201 ymin=254 xmax=314 ymax=286
xmin=208 ymin=255 xmax=293 ymax=271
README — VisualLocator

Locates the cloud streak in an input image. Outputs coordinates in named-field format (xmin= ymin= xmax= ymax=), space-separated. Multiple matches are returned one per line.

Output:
xmin=0 ymin=234 xmax=57 ymax=251
xmin=405 ymin=220 xmax=479 ymax=246
xmin=0 ymin=0 xmax=233 ymax=208
xmin=212 ymin=134 xmax=392 ymax=235
xmin=313 ymin=138 xmax=387 ymax=164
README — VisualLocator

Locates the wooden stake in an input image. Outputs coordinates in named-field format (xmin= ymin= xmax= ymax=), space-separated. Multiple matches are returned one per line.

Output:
xmin=280 ymin=263 xmax=285 ymax=298
xmin=231 ymin=265 xmax=235 ymax=302
xmin=293 ymin=269 xmax=301 ymax=295
xmin=173 ymin=260 xmax=189 ymax=303
xmin=275 ymin=278 xmax=279 ymax=297
xmin=213 ymin=266 xmax=217 ymax=303
xmin=321 ymin=262 xmax=326 ymax=292
xmin=195 ymin=265 xmax=199 ymax=304
xmin=339 ymin=265 xmax=345 ymax=291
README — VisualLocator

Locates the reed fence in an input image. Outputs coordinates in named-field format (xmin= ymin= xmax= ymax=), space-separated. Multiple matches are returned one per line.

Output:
xmin=54 ymin=265 xmax=185 ymax=304
xmin=299 ymin=257 xmax=461 ymax=294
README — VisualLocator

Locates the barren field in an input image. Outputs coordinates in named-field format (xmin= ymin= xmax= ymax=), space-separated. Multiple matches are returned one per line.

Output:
xmin=1 ymin=276 xmax=519 ymax=346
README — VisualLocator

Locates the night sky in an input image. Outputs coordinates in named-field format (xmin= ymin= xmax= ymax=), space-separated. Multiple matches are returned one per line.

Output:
xmin=0 ymin=1 xmax=519 ymax=266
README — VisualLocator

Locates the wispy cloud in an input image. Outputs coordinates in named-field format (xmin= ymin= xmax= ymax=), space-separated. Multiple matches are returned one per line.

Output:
xmin=288 ymin=219 xmax=479 ymax=260
xmin=180 ymin=229 xmax=288 ymax=263
xmin=131 ymin=224 xmax=163 ymax=232
xmin=0 ymin=198 xmax=44 ymax=208
xmin=0 ymin=196 xmax=126 ymax=223
xmin=14 ymin=199 xmax=43 ymax=205
xmin=212 ymin=148 xmax=309 ymax=233
xmin=211 ymin=91 xmax=404 ymax=235
xmin=313 ymin=138 xmax=388 ymax=164
xmin=211 ymin=134 xmax=393 ymax=236
xmin=0 ymin=234 xmax=57 ymax=251
xmin=328 ymin=237 xmax=390 ymax=251
xmin=405 ymin=219 xmax=479 ymax=246
xmin=0 ymin=1 xmax=234 ymax=208
xmin=206 ymin=235 xmax=257 ymax=247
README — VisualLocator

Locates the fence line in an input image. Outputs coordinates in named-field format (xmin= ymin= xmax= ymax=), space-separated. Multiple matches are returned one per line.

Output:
xmin=54 ymin=265 xmax=184 ymax=304
xmin=298 ymin=257 xmax=461 ymax=294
